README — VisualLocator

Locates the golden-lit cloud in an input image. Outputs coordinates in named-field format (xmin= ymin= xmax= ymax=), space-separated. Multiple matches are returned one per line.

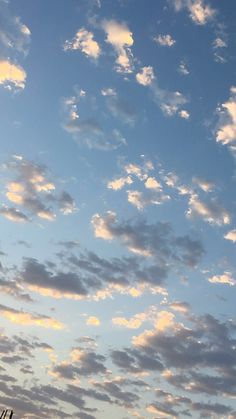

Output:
xmin=86 ymin=316 xmax=101 ymax=326
xmin=208 ymin=272 xmax=235 ymax=286
xmin=0 ymin=304 xmax=64 ymax=329
xmin=64 ymin=28 xmax=101 ymax=59
xmin=0 ymin=59 xmax=26 ymax=89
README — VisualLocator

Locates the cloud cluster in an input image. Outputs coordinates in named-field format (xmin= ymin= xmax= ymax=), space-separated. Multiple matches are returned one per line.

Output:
xmin=154 ymin=34 xmax=176 ymax=47
xmin=0 ymin=156 xmax=76 ymax=222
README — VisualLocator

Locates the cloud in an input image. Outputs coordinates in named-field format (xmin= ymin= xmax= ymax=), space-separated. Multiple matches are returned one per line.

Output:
xmin=171 ymin=0 xmax=216 ymax=25
xmin=107 ymin=176 xmax=133 ymax=190
xmin=135 ymin=66 xmax=155 ymax=86
xmin=169 ymin=301 xmax=190 ymax=313
xmin=0 ymin=59 xmax=26 ymax=90
xmin=208 ymin=271 xmax=235 ymax=286
xmin=64 ymin=28 xmax=101 ymax=59
xmin=0 ymin=156 xmax=76 ymax=222
xmin=186 ymin=193 xmax=230 ymax=225
xmin=63 ymin=92 xmax=126 ymax=150
xmin=86 ymin=316 xmax=100 ymax=326
xmin=216 ymin=87 xmax=236 ymax=156
xmin=91 ymin=212 xmax=204 ymax=267
xmin=224 ymin=229 xmax=236 ymax=243
xmin=154 ymin=34 xmax=176 ymax=47
xmin=178 ymin=60 xmax=190 ymax=75
xmin=102 ymin=20 xmax=134 ymax=73
xmin=136 ymin=66 xmax=188 ymax=117
xmin=192 ymin=177 xmax=214 ymax=192
xmin=102 ymin=88 xmax=137 ymax=125
xmin=0 ymin=303 xmax=64 ymax=329
xmin=179 ymin=109 xmax=190 ymax=119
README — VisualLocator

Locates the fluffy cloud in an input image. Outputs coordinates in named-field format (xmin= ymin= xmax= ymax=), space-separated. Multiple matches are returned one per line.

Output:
xmin=107 ymin=176 xmax=133 ymax=190
xmin=86 ymin=316 xmax=101 ymax=326
xmin=171 ymin=0 xmax=216 ymax=25
xmin=216 ymin=87 xmax=236 ymax=155
xmin=154 ymin=34 xmax=176 ymax=47
xmin=208 ymin=272 xmax=235 ymax=286
xmin=135 ymin=66 xmax=155 ymax=86
xmin=64 ymin=28 xmax=101 ymax=59
xmin=0 ymin=156 xmax=76 ymax=222
xmin=0 ymin=60 xmax=26 ymax=90
xmin=102 ymin=20 xmax=134 ymax=73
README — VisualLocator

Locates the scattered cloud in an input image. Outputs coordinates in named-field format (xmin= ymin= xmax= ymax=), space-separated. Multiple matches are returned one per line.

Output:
xmin=107 ymin=176 xmax=133 ymax=190
xmin=187 ymin=193 xmax=230 ymax=225
xmin=64 ymin=28 xmax=101 ymax=59
xmin=208 ymin=271 xmax=235 ymax=286
xmin=0 ymin=156 xmax=76 ymax=222
xmin=171 ymin=0 xmax=216 ymax=25
xmin=136 ymin=66 xmax=188 ymax=117
xmin=63 ymin=91 xmax=126 ymax=150
xmin=179 ymin=109 xmax=190 ymax=119
xmin=178 ymin=60 xmax=190 ymax=75
xmin=154 ymin=34 xmax=176 ymax=47
xmin=102 ymin=20 xmax=134 ymax=73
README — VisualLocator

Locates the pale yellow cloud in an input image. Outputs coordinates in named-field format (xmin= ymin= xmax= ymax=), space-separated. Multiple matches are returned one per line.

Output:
xmin=64 ymin=28 xmax=101 ymax=59
xmin=102 ymin=20 xmax=134 ymax=73
xmin=224 ymin=229 xmax=236 ymax=243
xmin=216 ymin=87 xmax=236 ymax=146
xmin=208 ymin=272 xmax=235 ymax=286
xmin=179 ymin=109 xmax=190 ymax=119
xmin=144 ymin=177 xmax=162 ymax=190
xmin=0 ymin=59 xmax=26 ymax=89
xmin=107 ymin=176 xmax=133 ymax=190
xmin=86 ymin=316 xmax=101 ymax=326
xmin=187 ymin=193 xmax=230 ymax=225
xmin=112 ymin=313 xmax=146 ymax=329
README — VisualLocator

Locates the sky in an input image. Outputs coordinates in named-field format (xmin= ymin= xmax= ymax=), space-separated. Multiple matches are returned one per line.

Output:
xmin=0 ymin=0 xmax=236 ymax=417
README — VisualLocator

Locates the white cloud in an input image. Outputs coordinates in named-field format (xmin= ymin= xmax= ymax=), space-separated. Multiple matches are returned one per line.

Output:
xmin=102 ymin=19 xmax=134 ymax=73
xmin=136 ymin=66 xmax=155 ymax=86
xmin=86 ymin=316 xmax=101 ymax=326
xmin=101 ymin=87 xmax=116 ymax=96
xmin=213 ymin=37 xmax=227 ymax=49
xmin=0 ymin=59 xmax=26 ymax=90
xmin=179 ymin=109 xmax=190 ymax=119
xmin=154 ymin=34 xmax=176 ymax=47
xmin=208 ymin=272 xmax=235 ymax=286
xmin=91 ymin=211 xmax=116 ymax=240
xmin=64 ymin=28 xmax=101 ymax=59
xmin=216 ymin=87 xmax=236 ymax=154
xmin=171 ymin=0 xmax=216 ymax=25
xmin=224 ymin=229 xmax=236 ymax=243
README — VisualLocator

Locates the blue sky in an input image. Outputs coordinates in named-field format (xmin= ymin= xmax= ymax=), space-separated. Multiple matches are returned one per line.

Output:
xmin=0 ymin=0 xmax=236 ymax=418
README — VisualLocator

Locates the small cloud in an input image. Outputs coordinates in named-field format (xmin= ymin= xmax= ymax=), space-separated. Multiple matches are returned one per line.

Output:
xmin=154 ymin=34 xmax=176 ymax=47
xmin=0 ymin=59 xmax=26 ymax=90
xmin=64 ymin=28 xmax=101 ymax=59
xmin=179 ymin=109 xmax=190 ymax=119
xmin=192 ymin=177 xmax=214 ymax=192
xmin=107 ymin=176 xmax=133 ymax=190
xmin=0 ymin=206 xmax=28 ymax=223
xmin=101 ymin=87 xmax=116 ymax=96
xmin=144 ymin=177 xmax=162 ymax=190
xmin=169 ymin=301 xmax=190 ymax=313
xmin=136 ymin=66 xmax=155 ymax=86
xmin=102 ymin=19 xmax=134 ymax=74
xmin=224 ymin=229 xmax=236 ymax=243
xmin=178 ymin=60 xmax=190 ymax=75
xmin=86 ymin=316 xmax=100 ymax=326
xmin=208 ymin=272 xmax=235 ymax=286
